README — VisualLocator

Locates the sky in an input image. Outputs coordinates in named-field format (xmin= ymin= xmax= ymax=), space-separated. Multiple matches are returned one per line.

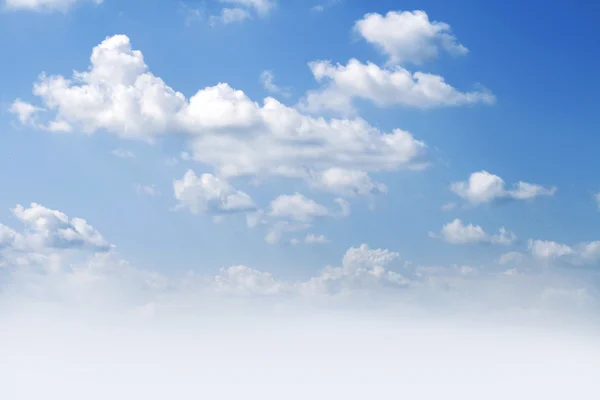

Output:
xmin=4 ymin=1 xmax=600 ymax=398
xmin=1 ymin=0 xmax=600 ymax=319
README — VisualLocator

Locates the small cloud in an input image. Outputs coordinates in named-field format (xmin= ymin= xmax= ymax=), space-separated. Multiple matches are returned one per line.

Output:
xmin=135 ymin=184 xmax=160 ymax=197
xmin=260 ymin=70 xmax=291 ymax=97
xmin=111 ymin=149 xmax=135 ymax=159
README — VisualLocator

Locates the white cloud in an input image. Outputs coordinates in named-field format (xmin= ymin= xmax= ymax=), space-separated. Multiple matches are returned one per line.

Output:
xmin=269 ymin=193 xmax=329 ymax=222
xmin=307 ymin=167 xmax=387 ymax=196
xmin=334 ymin=198 xmax=350 ymax=217
xmin=303 ymin=233 xmax=330 ymax=244
xmin=498 ymin=251 xmax=526 ymax=265
xmin=594 ymin=192 xmax=600 ymax=208
xmin=173 ymin=170 xmax=255 ymax=215
xmin=264 ymin=220 xmax=310 ymax=245
xmin=111 ymin=148 xmax=135 ymax=159
xmin=354 ymin=10 xmax=468 ymax=66
xmin=8 ymin=99 xmax=43 ymax=126
xmin=528 ymin=240 xmax=573 ymax=261
xmin=209 ymin=7 xmax=251 ymax=26
xmin=11 ymin=35 xmax=426 ymax=192
xmin=3 ymin=0 xmax=101 ymax=12
xmin=299 ymin=59 xmax=494 ymax=115
xmin=451 ymin=170 xmax=556 ymax=205
xmin=220 ymin=0 xmax=274 ymax=16
xmin=259 ymin=70 xmax=290 ymax=97
xmin=135 ymin=184 xmax=160 ymax=197
xmin=431 ymin=219 xmax=516 ymax=246
xmin=527 ymin=239 xmax=600 ymax=266
xmin=214 ymin=265 xmax=287 ymax=296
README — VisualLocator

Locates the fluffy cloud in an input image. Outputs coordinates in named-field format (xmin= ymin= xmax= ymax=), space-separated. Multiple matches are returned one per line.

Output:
xmin=451 ymin=170 xmax=556 ymax=205
xmin=8 ymin=203 xmax=111 ymax=252
xmin=299 ymin=59 xmax=494 ymax=115
xmin=173 ymin=171 xmax=249 ymax=216
xmin=431 ymin=219 xmax=516 ymax=245
xmin=307 ymin=167 xmax=387 ymax=197
xmin=0 ymin=202 xmax=598 ymax=323
xmin=11 ymin=35 xmax=426 ymax=194
xmin=173 ymin=170 xmax=255 ymax=215
xmin=3 ymin=0 xmax=101 ymax=12
xmin=269 ymin=193 xmax=329 ymax=222
xmin=528 ymin=239 xmax=600 ymax=266
xmin=214 ymin=265 xmax=288 ymax=296
xmin=354 ymin=10 xmax=468 ymax=65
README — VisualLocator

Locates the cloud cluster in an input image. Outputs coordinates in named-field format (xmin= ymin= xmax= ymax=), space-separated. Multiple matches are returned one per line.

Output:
xmin=298 ymin=10 xmax=493 ymax=116
xmin=11 ymin=34 xmax=426 ymax=198
xmin=451 ymin=170 xmax=556 ymax=205
xmin=431 ymin=218 xmax=516 ymax=245
xmin=1 ymin=202 xmax=598 ymax=322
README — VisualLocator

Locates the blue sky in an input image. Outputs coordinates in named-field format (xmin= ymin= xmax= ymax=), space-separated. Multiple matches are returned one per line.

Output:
xmin=1 ymin=0 xmax=600 ymax=314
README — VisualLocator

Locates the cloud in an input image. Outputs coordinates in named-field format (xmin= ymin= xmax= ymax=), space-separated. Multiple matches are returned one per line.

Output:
xmin=8 ymin=203 xmax=112 ymax=253
xmin=1 ymin=202 xmax=599 ymax=325
xmin=354 ymin=10 xmax=468 ymax=66
xmin=310 ymin=0 xmax=340 ymax=13
xmin=259 ymin=70 xmax=290 ymax=97
xmin=3 ymin=0 xmax=101 ymax=12
xmin=430 ymin=219 xmax=516 ymax=245
xmin=498 ymin=251 xmax=526 ymax=265
xmin=303 ymin=233 xmax=330 ymax=244
xmin=220 ymin=0 xmax=275 ymax=16
xmin=299 ymin=59 xmax=494 ymax=115
xmin=595 ymin=192 xmax=600 ymax=208
xmin=307 ymin=168 xmax=387 ymax=197
xmin=173 ymin=170 xmax=255 ymax=215
xmin=527 ymin=239 xmax=600 ymax=266
xmin=111 ymin=148 xmax=135 ymax=159
xmin=11 ymin=35 xmax=426 ymax=193
xmin=135 ymin=184 xmax=160 ymax=197
xmin=269 ymin=193 xmax=329 ymax=222
xmin=451 ymin=170 xmax=556 ymax=205
xmin=209 ymin=7 xmax=251 ymax=26
xmin=208 ymin=0 xmax=275 ymax=24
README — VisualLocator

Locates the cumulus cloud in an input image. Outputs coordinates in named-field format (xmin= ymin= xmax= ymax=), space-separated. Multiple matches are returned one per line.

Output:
xmin=8 ymin=203 xmax=111 ymax=252
xmin=11 ymin=35 xmax=426 ymax=194
xmin=354 ymin=10 xmax=468 ymax=66
xmin=307 ymin=167 xmax=387 ymax=197
xmin=299 ymin=59 xmax=494 ymax=115
xmin=430 ymin=219 xmax=516 ymax=245
xmin=451 ymin=170 xmax=556 ymax=205
xmin=269 ymin=193 xmax=329 ymax=222
xmin=3 ymin=0 xmax=101 ymax=12
xmin=173 ymin=170 xmax=255 ymax=215
xmin=527 ymin=239 xmax=600 ymax=266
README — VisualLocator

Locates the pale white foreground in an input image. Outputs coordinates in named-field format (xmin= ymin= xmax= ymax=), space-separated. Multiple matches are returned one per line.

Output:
xmin=1 ymin=308 xmax=598 ymax=400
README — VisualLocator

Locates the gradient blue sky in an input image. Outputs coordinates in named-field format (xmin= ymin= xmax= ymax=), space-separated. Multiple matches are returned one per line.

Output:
xmin=1 ymin=0 xmax=599 ymax=286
